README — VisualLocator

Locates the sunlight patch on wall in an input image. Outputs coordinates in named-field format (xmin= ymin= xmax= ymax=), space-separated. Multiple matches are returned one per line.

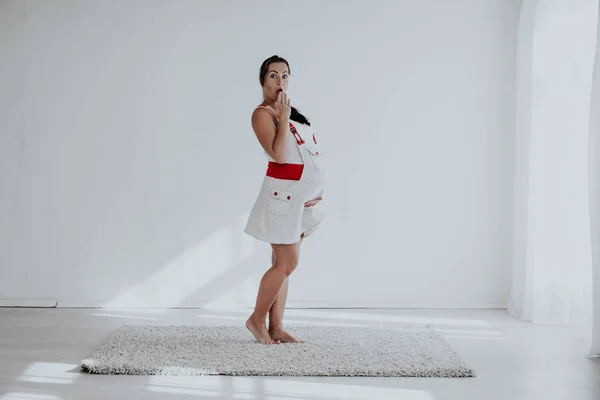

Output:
xmin=101 ymin=212 xmax=256 ymax=311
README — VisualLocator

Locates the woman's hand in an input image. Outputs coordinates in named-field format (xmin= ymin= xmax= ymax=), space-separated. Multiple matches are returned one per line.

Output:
xmin=266 ymin=92 xmax=291 ymax=121
xmin=304 ymin=195 xmax=323 ymax=208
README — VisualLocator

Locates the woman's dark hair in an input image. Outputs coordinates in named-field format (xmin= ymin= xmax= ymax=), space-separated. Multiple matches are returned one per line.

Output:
xmin=259 ymin=55 xmax=310 ymax=126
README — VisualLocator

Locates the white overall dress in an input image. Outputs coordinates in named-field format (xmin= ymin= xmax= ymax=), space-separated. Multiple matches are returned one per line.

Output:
xmin=244 ymin=106 xmax=325 ymax=244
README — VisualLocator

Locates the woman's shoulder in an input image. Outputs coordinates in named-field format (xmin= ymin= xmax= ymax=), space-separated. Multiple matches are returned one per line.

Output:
xmin=252 ymin=103 xmax=268 ymax=115
xmin=251 ymin=104 xmax=278 ymax=129
xmin=251 ymin=104 xmax=270 ymax=118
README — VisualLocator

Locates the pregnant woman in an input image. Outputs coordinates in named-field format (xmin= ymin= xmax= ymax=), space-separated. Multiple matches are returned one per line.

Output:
xmin=244 ymin=55 xmax=326 ymax=344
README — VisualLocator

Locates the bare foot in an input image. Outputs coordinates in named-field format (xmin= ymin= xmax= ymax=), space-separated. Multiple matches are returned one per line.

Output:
xmin=269 ymin=328 xmax=304 ymax=343
xmin=246 ymin=317 xmax=280 ymax=344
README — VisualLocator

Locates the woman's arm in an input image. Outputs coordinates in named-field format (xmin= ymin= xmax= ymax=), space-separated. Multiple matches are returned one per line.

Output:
xmin=251 ymin=109 xmax=288 ymax=163
xmin=251 ymin=93 xmax=291 ymax=164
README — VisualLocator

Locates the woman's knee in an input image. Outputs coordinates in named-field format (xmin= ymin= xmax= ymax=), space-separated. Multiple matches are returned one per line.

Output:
xmin=274 ymin=257 xmax=298 ymax=276
xmin=271 ymin=242 xmax=300 ymax=276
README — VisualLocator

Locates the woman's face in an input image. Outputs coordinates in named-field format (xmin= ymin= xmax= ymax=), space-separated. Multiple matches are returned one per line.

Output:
xmin=262 ymin=62 xmax=289 ymax=100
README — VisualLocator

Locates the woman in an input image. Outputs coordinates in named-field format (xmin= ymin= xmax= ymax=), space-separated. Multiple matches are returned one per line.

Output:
xmin=244 ymin=55 xmax=326 ymax=344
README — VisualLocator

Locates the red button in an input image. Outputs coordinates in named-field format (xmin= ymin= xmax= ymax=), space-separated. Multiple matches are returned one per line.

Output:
xmin=287 ymin=196 xmax=291 ymax=200
xmin=274 ymin=192 xmax=278 ymax=196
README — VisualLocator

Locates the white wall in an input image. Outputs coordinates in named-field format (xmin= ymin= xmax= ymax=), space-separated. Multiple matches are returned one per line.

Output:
xmin=0 ymin=0 xmax=521 ymax=308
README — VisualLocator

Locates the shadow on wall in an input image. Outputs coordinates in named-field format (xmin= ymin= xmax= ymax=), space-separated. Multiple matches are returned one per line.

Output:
xmin=97 ymin=211 xmax=268 ymax=310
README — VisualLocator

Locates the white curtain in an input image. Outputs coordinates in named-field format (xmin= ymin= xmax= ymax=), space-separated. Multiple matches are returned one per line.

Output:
xmin=590 ymin=0 xmax=600 ymax=357
xmin=509 ymin=0 xmax=600 ymax=357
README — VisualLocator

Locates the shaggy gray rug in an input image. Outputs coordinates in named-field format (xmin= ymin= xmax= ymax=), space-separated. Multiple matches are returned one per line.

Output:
xmin=80 ymin=325 xmax=475 ymax=377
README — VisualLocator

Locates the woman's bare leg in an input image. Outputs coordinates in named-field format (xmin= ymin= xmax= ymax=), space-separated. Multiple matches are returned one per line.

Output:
xmin=246 ymin=240 xmax=300 ymax=344
xmin=268 ymin=235 xmax=304 ymax=343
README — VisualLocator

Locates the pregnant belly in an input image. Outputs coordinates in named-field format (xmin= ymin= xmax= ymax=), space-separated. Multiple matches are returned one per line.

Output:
xmin=304 ymin=182 xmax=324 ymax=203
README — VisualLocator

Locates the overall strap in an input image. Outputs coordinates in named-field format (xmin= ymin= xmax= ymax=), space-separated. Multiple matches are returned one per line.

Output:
xmin=288 ymin=122 xmax=305 ymax=145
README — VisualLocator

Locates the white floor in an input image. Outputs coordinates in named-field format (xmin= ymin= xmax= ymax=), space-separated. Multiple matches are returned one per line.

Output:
xmin=0 ymin=308 xmax=598 ymax=400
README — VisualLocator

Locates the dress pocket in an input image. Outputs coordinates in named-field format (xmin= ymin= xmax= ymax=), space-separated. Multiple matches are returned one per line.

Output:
xmin=305 ymin=141 xmax=323 ymax=171
xmin=267 ymin=187 xmax=294 ymax=216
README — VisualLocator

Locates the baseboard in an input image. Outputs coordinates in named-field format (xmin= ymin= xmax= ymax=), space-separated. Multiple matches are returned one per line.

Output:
xmin=0 ymin=298 xmax=58 ymax=307
xmin=56 ymin=300 xmax=173 ymax=308
xmin=54 ymin=300 xmax=506 ymax=309
xmin=0 ymin=299 xmax=507 ymax=309
xmin=56 ymin=300 xmax=221 ymax=309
